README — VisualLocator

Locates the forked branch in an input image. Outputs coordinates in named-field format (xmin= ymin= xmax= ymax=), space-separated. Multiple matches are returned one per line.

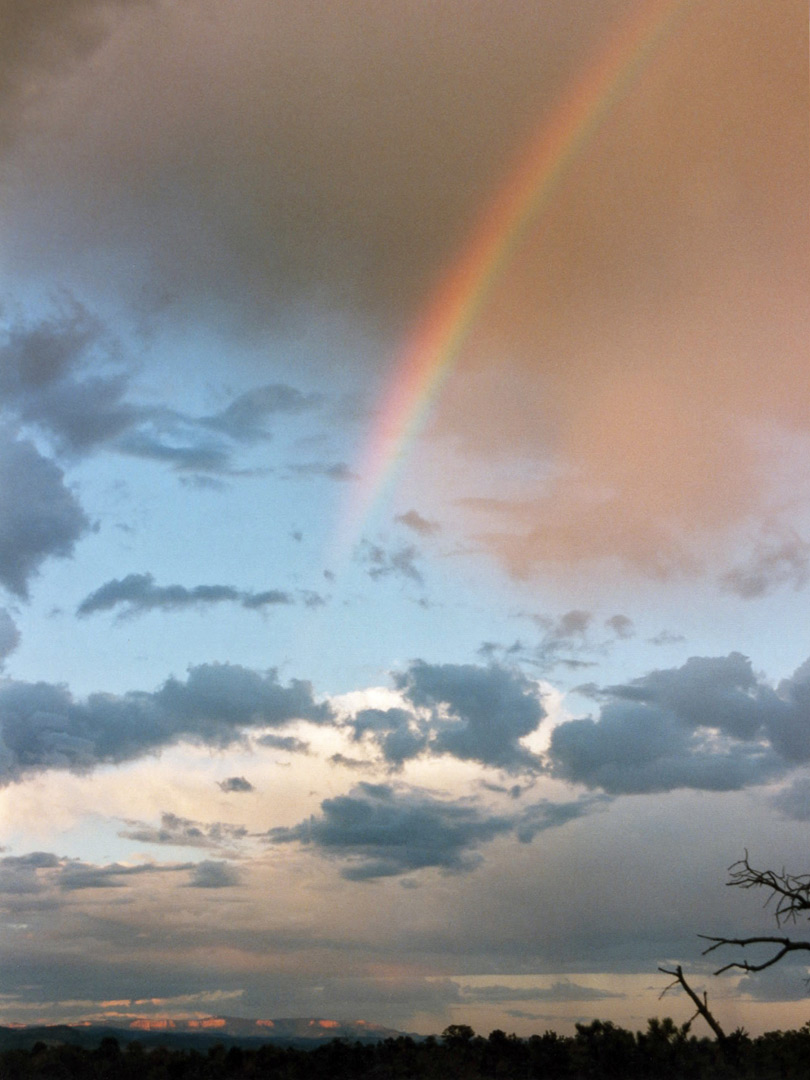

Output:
xmin=700 ymin=934 xmax=810 ymax=975
xmin=725 ymin=851 xmax=810 ymax=925
xmin=658 ymin=964 xmax=726 ymax=1042
xmin=697 ymin=852 xmax=810 ymax=974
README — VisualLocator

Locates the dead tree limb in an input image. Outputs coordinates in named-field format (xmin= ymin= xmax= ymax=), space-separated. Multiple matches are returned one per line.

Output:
xmin=724 ymin=851 xmax=810 ymax=925
xmin=699 ymin=934 xmax=810 ymax=975
xmin=658 ymin=964 xmax=726 ymax=1043
xmin=696 ymin=852 xmax=810 ymax=974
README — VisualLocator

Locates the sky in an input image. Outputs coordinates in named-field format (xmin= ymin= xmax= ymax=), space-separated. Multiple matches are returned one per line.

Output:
xmin=0 ymin=0 xmax=808 ymax=1039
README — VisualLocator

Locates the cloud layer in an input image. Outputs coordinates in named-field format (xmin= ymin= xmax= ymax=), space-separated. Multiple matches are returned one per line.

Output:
xmin=0 ymin=663 xmax=330 ymax=784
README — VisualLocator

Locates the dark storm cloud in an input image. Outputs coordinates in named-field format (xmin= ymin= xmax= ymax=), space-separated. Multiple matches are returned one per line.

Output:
xmin=267 ymin=782 xmax=605 ymax=880
xmin=0 ymin=432 xmax=90 ymax=598
xmin=76 ymin=572 xmax=293 ymax=617
xmin=187 ymin=860 xmax=241 ymax=888
xmin=217 ymin=775 xmax=254 ymax=793
xmin=0 ymin=0 xmax=154 ymax=146
xmin=119 ymin=812 xmax=248 ymax=850
xmin=3 ymin=1 xmax=805 ymax=586
xmin=547 ymin=653 xmax=810 ymax=795
xmin=266 ymin=782 xmax=515 ymax=880
xmin=720 ymin=533 xmax=810 ymax=598
xmin=3 ymin=0 xmax=601 ymax=333
xmin=394 ymin=661 xmax=545 ymax=773
xmin=0 ymin=662 xmax=330 ymax=784
xmin=396 ymin=510 xmax=440 ymax=537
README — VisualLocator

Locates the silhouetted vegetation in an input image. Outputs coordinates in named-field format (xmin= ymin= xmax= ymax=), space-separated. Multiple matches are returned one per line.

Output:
xmin=3 ymin=1020 xmax=810 ymax=1079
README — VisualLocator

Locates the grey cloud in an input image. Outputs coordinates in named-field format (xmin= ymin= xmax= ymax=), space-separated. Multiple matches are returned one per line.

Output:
xmin=256 ymin=733 xmax=310 ymax=754
xmin=458 ymin=981 xmax=624 ymax=1004
xmin=218 ymin=775 xmax=254 ymax=793
xmin=770 ymin=776 xmax=810 ymax=821
xmin=298 ymin=589 xmax=327 ymax=609
xmin=286 ymin=462 xmax=355 ymax=482
xmin=0 ymin=0 xmax=151 ymax=147
xmin=310 ymin=975 xmax=461 ymax=1012
xmin=548 ymin=652 xmax=810 ymax=795
xmin=736 ymin=961 xmax=810 ymax=1002
xmin=720 ymin=533 xmax=810 ymax=598
xmin=241 ymin=589 xmax=294 ymax=609
xmin=77 ymin=572 xmax=293 ymax=617
xmin=267 ymin=782 xmax=596 ymax=880
xmin=0 ymin=432 xmax=89 ymax=598
xmin=0 ymin=662 xmax=331 ymax=784
xmin=0 ymin=307 xmax=319 ymax=471
xmin=545 ymin=610 xmax=592 ymax=638
xmin=328 ymin=752 xmax=369 ymax=770
xmin=605 ymin=614 xmax=634 ymax=639
xmin=488 ymin=611 xmax=627 ymax=674
xmin=2 ymin=2 xmax=581 ymax=335
xmin=394 ymin=661 xmax=545 ymax=773
xmin=178 ymin=473 xmax=229 ymax=491
xmin=0 ymin=852 xmax=61 ymax=870
xmin=119 ymin=812 xmax=248 ymax=851
xmin=396 ymin=510 xmax=440 ymax=536
xmin=0 ymin=610 xmax=20 ymax=664
xmin=0 ymin=852 xmax=61 ymax=895
xmin=604 ymin=653 xmax=777 ymax=740
xmin=360 ymin=541 xmax=424 ymax=584
xmin=515 ymin=795 xmax=612 ymax=842
xmin=114 ymin=426 xmax=233 ymax=472
xmin=267 ymin=782 xmax=515 ymax=880
xmin=350 ymin=707 xmax=428 ymax=768
xmin=549 ymin=702 xmax=779 ymax=795
xmin=649 ymin=630 xmax=687 ymax=646
xmin=187 ymin=860 xmax=242 ymax=889
xmin=528 ymin=609 xmax=629 ymax=672
xmin=0 ymin=304 xmax=135 ymax=453
xmin=201 ymin=384 xmax=321 ymax=441
xmin=58 ymin=859 xmax=192 ymax=891
xmin=0 ymin=851 xmax=195 ymax=893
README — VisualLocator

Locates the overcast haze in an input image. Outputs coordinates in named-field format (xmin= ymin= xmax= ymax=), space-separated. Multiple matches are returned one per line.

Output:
xmin=0 ymin=0 xmax=808 ymax=1038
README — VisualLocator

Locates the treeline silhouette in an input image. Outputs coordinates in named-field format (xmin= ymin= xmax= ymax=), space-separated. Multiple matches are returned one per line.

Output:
xmin=4 ymin=1019 xmax=810 ymax=1079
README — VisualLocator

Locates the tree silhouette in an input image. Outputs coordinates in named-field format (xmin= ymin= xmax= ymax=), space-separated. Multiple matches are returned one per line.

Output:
xmin=700 ymin=852 xmax=810 ymax=975
xmin=660 ymin=851 xmax=810 ymax=1046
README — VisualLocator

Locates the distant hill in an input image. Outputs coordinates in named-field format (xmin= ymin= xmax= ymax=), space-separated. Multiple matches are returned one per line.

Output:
xmin=0 ymin=1016 xmax=410 ymax=1052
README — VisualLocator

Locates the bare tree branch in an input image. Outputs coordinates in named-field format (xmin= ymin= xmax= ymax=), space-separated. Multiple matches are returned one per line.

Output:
xmin=699 ymin=934 xmax=810 ymax=975
xmin=659 ymin=964 xmax=726 ymax=1042
xmin=725 ymin=850 xmax=810 ymax=925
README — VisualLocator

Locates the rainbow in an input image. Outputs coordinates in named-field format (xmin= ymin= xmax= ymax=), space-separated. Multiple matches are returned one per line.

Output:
xmin=337 ymin=0 xmax=691 ymax=556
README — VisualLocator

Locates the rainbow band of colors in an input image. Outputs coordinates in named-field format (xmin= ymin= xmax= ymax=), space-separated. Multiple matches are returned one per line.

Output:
xmin=338 ymin=0 xmax=691 ymax=556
